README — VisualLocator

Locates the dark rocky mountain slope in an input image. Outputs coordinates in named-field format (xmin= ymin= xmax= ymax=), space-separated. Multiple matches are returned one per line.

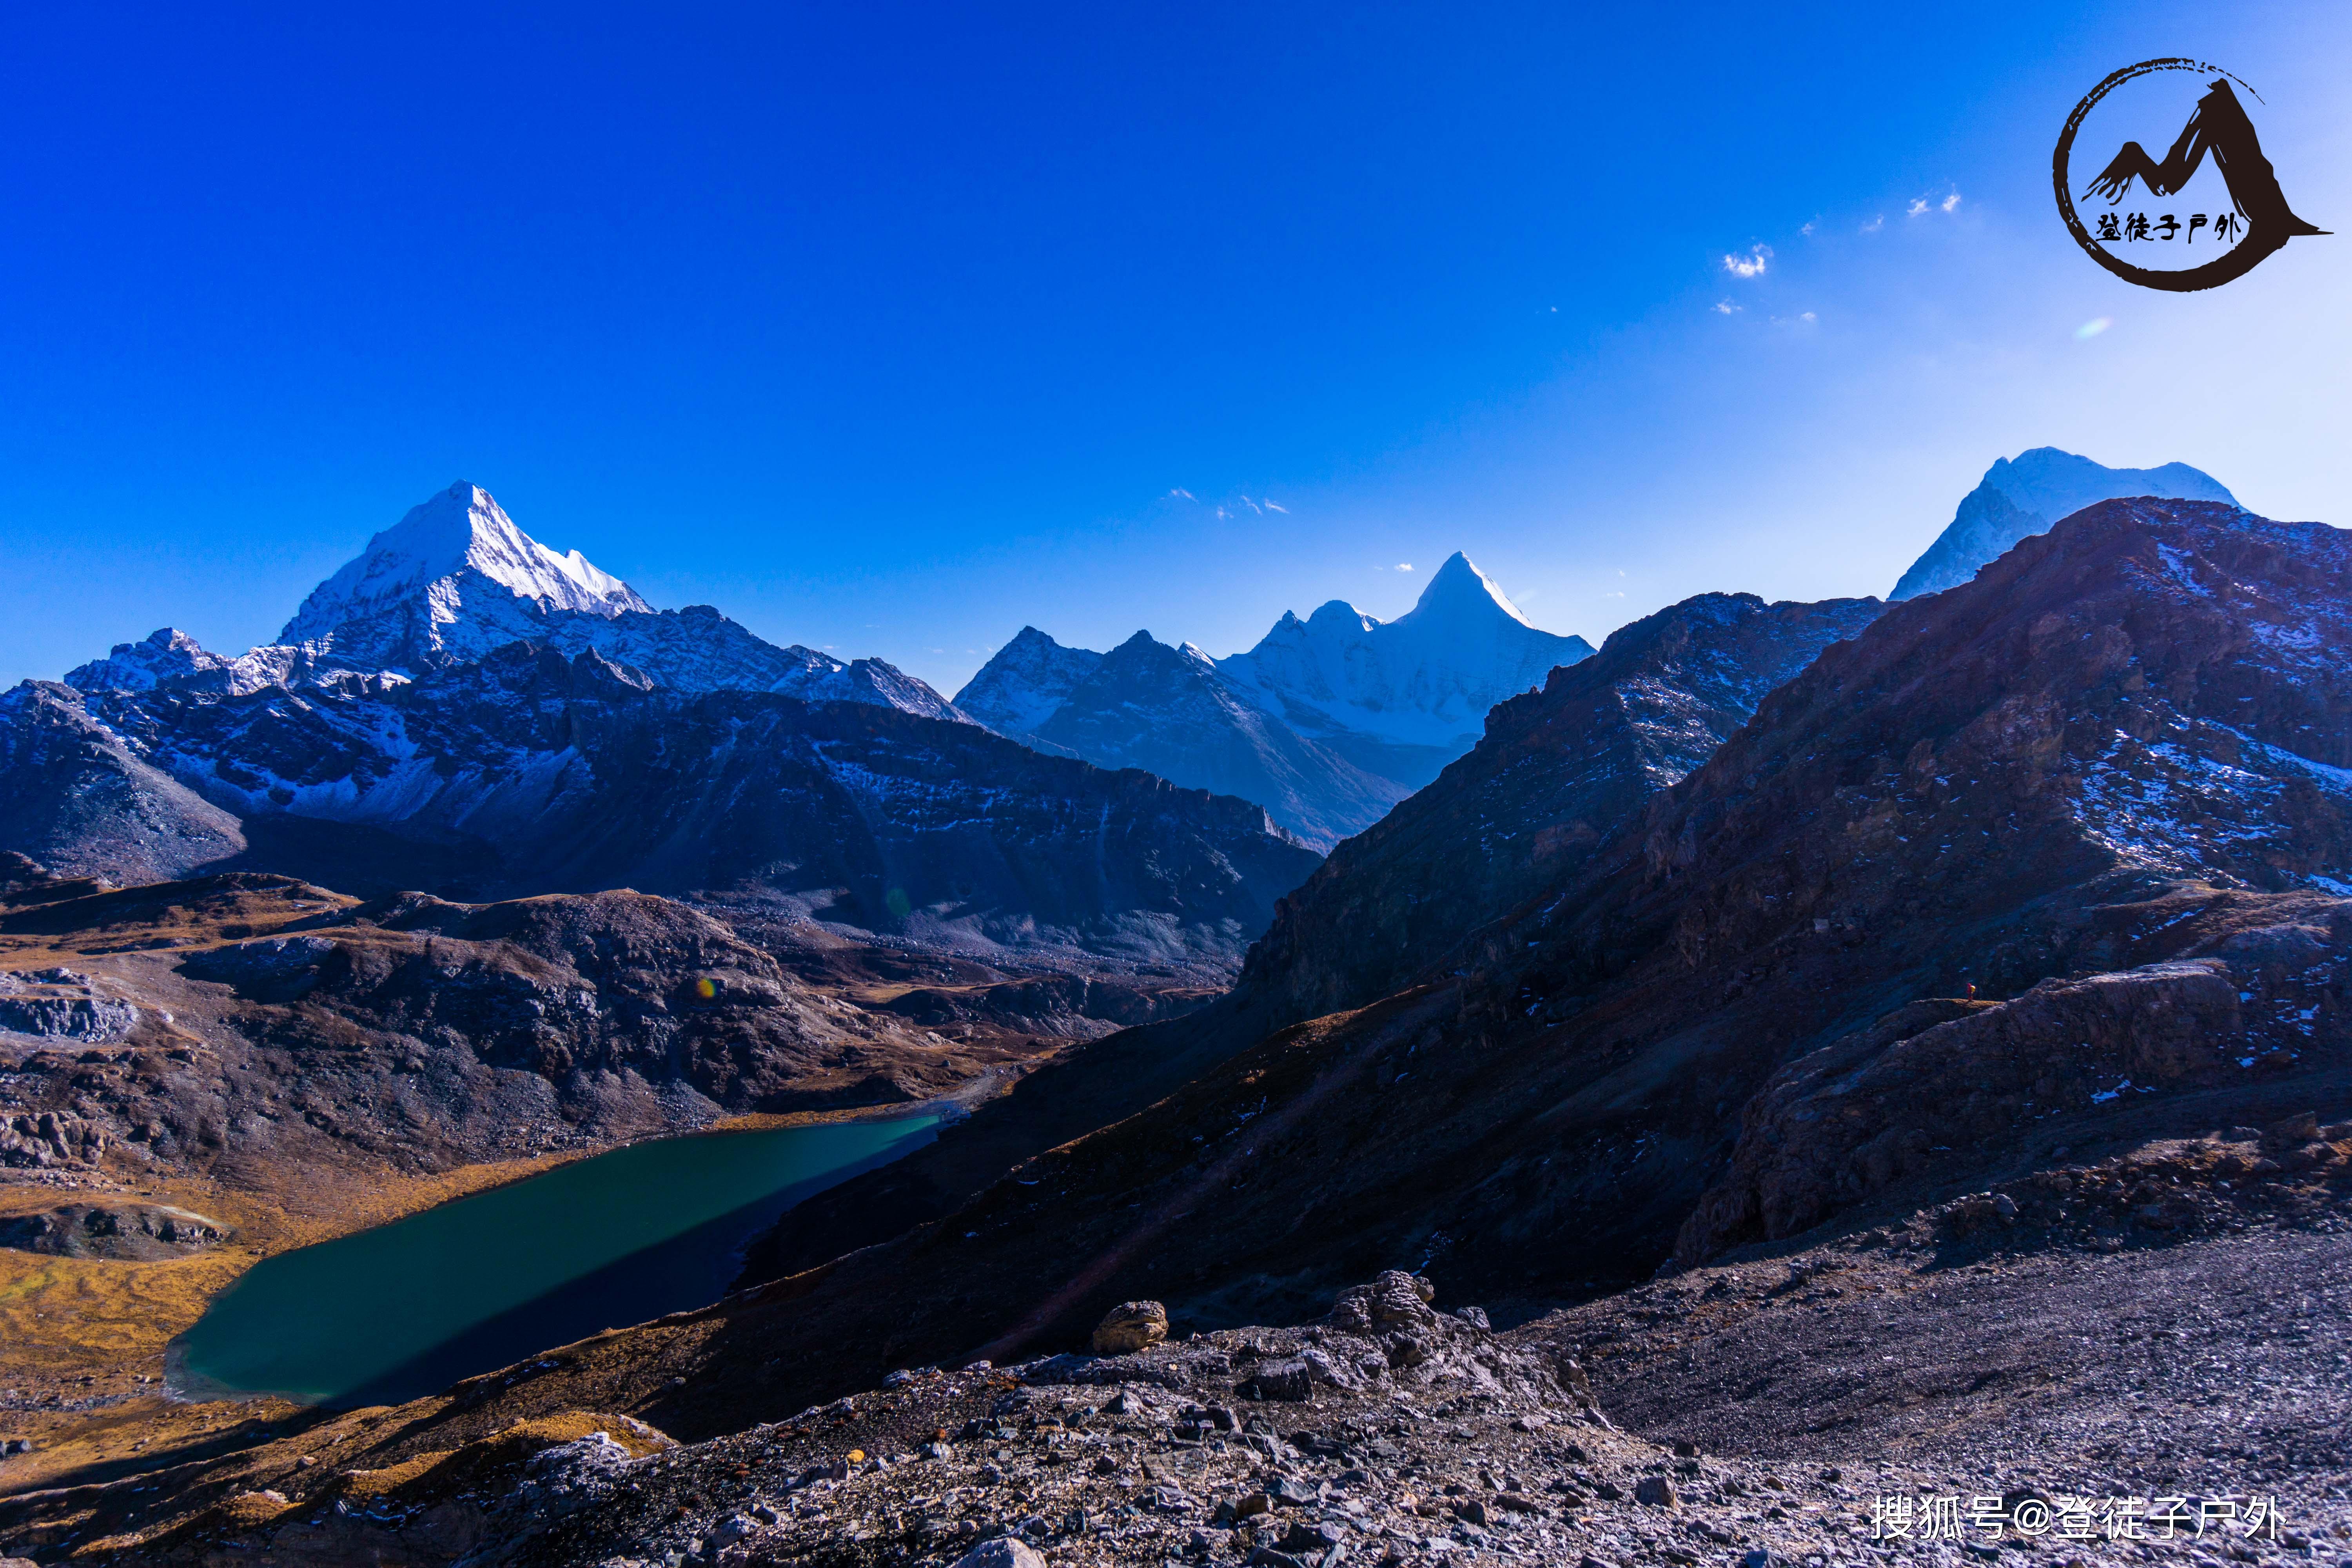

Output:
xmin=1234 ymin=591 xmax=1885 ymax=1027
xmin=652 ymin=498 xmax=2352 ymax=1413
xmin=9 ymin=644 xmax=1320 ymax=974
xmin=744 ymin=592 xmax=1882 ymax=1281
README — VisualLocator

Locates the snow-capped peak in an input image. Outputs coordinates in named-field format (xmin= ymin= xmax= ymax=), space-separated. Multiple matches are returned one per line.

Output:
xmin=281 ymin=483 xmax=647 ymax=652
xmin=1217 ymin=550 xmax=1593 ymax=750
xmin=272 ymin=483 xmax=650 ymax=669
xmin=1396 ymin=551 xmax=1536 ymax=631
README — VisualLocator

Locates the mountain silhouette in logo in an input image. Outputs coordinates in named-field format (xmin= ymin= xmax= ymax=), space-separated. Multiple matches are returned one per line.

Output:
xmin=2083 ymin=78 xmax=2325 ymax=239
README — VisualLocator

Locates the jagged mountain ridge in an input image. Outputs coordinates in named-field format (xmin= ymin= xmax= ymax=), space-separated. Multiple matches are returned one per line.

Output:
xmin=956 ymin=551 xmax=1595 ymax=846
xmin=1024 ymin=632 xmax=1410 ymax=852
xmin=11 ymin=481 xmax=1328 ymax=971
xmin=1891 ymin=446 xmax=2236 ymax=600
xmin=13 ymin=642 xmax=1323 ymax=970
xmin=279 ymin=481 xmax=650 ymax=666
xmin=1216 ymin=550 xmax=1596 ymax=751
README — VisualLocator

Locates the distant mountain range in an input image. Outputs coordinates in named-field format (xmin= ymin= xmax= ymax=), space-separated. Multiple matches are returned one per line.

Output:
xmin=1891 ymin=446 xmax=2237 ymax=600
xmin=957 ymin=552 xmax=1596 ymax=847
xmin=7 ymin=483 xmax=1317 ymax=974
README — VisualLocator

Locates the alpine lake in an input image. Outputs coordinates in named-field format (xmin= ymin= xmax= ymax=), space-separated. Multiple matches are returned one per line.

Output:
xmin=171 ymin=1112 xmax=942 ymax=1408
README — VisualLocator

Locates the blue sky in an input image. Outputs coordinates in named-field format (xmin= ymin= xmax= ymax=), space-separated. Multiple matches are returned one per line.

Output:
xmin=3 ymin=2 xmax=2346 ymax=695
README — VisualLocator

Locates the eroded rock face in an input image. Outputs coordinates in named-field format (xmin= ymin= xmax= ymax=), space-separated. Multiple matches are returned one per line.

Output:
xmin=1674 ymin=917 xmax=2352 ymax=1261
xmin=0 ymin=1202 xmax=229 ymax=1259
xmin=20 ymin=640 xmax=1321 ymax=973
xmin=0 ymin=968 xmax=138 ymax=1043
xmin=0 ymin=1111 xmax=109 ymax=1170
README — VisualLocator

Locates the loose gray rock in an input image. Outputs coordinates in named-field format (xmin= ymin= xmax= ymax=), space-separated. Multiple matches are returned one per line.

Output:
xmin=950 ymin=1539 xmax=1047 ymax=1568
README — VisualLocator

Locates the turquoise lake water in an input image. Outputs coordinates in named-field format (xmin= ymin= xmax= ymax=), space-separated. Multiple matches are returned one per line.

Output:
xmin=172 ymin=1114 xmax=940 ymax=1407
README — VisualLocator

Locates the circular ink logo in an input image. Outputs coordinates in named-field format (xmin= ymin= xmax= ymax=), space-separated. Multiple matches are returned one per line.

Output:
xmin=2053 ymin=58 xmax=2326 ymax=292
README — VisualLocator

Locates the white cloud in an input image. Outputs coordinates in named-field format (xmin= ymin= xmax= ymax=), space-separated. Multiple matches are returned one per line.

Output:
xmin=1906 ymin=198 xmax=1929 ymax=218
xmin=1168 ymin=487 xmax=1194 ymax=500
xmin=1942 ymin=192 xmax=1962 ymax=212
xmin=1801 ymin=311 xmax=1817 ymax=323
xmin=1800 ymin=221 xmax=1816 ymax=236
xmin=1713 ymin=299 xmax=1738 ymax=315
xmin=1396 ymin=563 xmax=1414 ymax=572
xmin=1862 ymin=214 xmax=1884 ymax=233
xmin=1602 ymin=590 xmax=1626 ymax=599
xmin=1721 ymin=244 xmax=1771 ymax=279
xmin=1263 ymin=500 xmax=1288 ymax=513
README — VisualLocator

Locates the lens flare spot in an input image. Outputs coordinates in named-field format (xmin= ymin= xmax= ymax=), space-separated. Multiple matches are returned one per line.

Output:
xmin=693 ymin=977 xmax=717 ymax=1000
xmin=2075 ymin=316 xmax=2113 ymax=339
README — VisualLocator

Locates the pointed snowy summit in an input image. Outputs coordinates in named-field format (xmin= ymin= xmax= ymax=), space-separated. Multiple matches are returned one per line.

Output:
xmin=1396 ymin=550 xmax=1538 ymax=630
xmin=1219 ymin=550 xmax=1593 ymax=750
xmin=278 ymin=482 xmax=649 ymax=668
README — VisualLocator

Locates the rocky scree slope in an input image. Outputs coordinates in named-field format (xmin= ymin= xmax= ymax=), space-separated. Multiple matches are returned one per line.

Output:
xmin=1234 ymin=591 xmax=1885 ymax=1031
xmin=31 ymin=1160 xmax=2351 ymax=1568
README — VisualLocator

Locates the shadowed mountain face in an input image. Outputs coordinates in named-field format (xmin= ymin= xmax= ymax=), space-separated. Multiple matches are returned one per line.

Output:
xmin=1027 ymin=633 xmax=1410 ymax=853
xmin=1891 ymin=446 xmax=2235 ymax=600
xmin=687 ymin=499 xmax=2352 ymax=1416
xmin=0 ymin=682 xmax=248 ymax=887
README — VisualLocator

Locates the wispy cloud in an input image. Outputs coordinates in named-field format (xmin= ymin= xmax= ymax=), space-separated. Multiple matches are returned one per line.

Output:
xmin=2076 ymin=316 xmax=2113 ymax=340
xmin=1263 ymin=500 xmax=1288 ymax=514
xmin=1862 ymin=214 xmax=1884 ymax=233
xmin=1907 ymin=190 xmax=1962 ymax=218
xmin=1712 ymin=299 xmax=1739 ymax=315
xmin=1800 ymin=221 xmax=1816 ymax=236
xmin=1721 ymin=244 xmax=1771 ymax=279
xmin=1396 ymin=563 xmax=1414 ymax=572
xmin=1167 ymin=487 xmax=1194 ymax=500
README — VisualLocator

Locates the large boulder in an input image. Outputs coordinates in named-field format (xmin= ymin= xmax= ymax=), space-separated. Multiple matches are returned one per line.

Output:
xmin=1089 ymin=1300 xmax=1168 ymax=1355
